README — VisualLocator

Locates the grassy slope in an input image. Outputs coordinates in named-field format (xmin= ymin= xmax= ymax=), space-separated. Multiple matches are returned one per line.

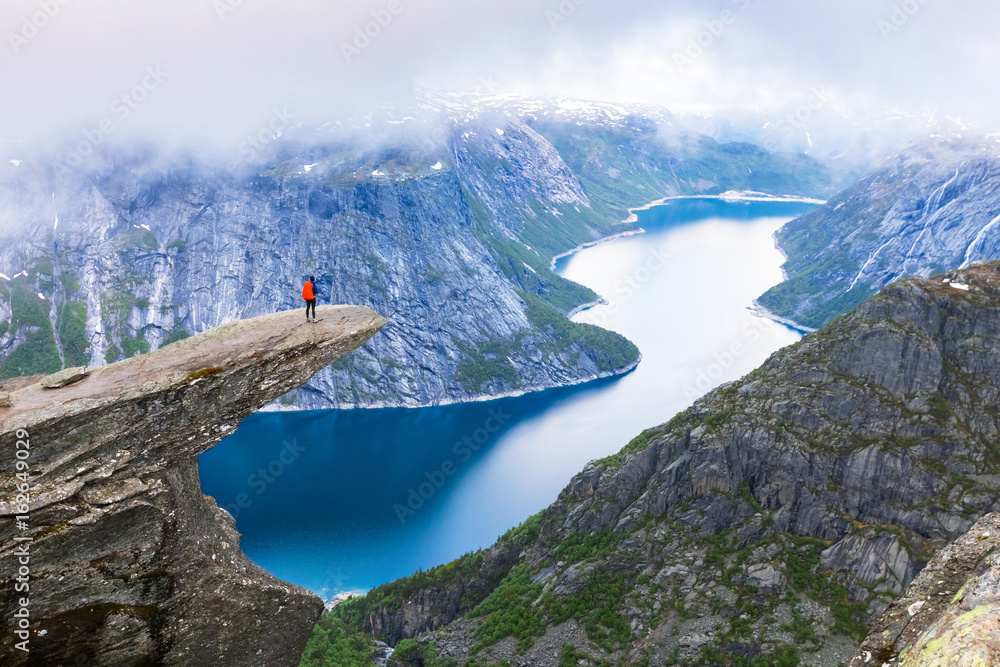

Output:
xmin=0 ymin=222 xmax=196 ymax=378
xmin=0 ymin=277 xmax=61 ymax=379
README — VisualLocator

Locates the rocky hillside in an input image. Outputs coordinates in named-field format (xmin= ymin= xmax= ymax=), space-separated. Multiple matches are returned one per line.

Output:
xmin=850 ymin=512 xmax=1000 ymax=666
xmin=0 ymin=305 xmax=384 ymax=665
xmin=759 ymin=137 xmax=1000 ymax=329
xmin=315 ymin=264 xmax=1000 ymax=667
xmin=0 ymin=95 xmax=836 ymax=409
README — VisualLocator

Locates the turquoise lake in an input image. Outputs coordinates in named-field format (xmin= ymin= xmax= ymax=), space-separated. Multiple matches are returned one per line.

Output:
xmin=198 ymin=198 xmax=815 ymax=600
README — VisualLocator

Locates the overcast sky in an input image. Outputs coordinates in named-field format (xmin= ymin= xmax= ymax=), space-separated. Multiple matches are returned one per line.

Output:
xmin=1 ymin=0 xmax=997 ymax=151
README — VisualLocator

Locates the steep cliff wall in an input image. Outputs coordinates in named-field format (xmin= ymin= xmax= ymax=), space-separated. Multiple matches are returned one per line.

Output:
xmin=759 ymin=137 xmax=1000 ymax=329
xmin=0 ymin=98 xmax=836 ymax=409
xmin=0 ymin=305 xmax=385 ymax=665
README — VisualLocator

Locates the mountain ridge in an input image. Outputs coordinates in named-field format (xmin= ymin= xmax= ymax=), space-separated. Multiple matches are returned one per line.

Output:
xmin=759 ymin=137 xmax=1000 ymax=329
xmin=312 ymin=263 xmax=1000 ymax=667
xmin=0 ymin=102 xmax=837 ymax=409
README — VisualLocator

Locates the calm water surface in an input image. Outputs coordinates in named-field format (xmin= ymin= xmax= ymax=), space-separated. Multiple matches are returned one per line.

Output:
xmin=199 ymin=198 xmax=814 ymax=599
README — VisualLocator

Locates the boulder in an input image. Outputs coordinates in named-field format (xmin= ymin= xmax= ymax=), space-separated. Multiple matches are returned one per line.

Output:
xmin=40 ymin=366 xmax=90 ymax=389
xmin=746 ymin=563 xmax=787 ymax=596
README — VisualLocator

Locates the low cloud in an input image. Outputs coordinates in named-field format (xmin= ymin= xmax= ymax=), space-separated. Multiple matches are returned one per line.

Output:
xmin=0 ymin=0 xmax=996 ymax=156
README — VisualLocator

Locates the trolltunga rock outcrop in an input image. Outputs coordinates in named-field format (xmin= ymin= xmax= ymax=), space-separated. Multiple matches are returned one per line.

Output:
xmin=0 ymin=305 xmax=386 ymax=666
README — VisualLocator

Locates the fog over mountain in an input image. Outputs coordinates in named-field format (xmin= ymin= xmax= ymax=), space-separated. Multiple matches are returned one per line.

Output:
xmin=1 ymin=0 xmax=998 ymax=157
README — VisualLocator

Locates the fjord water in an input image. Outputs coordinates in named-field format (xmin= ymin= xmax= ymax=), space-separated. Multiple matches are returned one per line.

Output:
xmin=199 ymin=198 xmax=814 ymax=600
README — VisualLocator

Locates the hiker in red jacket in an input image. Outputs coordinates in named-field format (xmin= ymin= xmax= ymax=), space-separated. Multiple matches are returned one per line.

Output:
xmin=303 ymin=276 xmax=317 ymax=322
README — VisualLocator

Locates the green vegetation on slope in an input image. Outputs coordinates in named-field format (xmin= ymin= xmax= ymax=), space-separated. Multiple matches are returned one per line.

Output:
xmin=58 ymin=301 xmax=91 ymax=368
xmin=299 ymin=615 xmax=378 ymax=667
xmin=755 ymin=174 xmax=908 ymax=329
xmin=162 ymin=328 xmax=192 ymax=346
xmin=0 ymin=279 xmax=61 ymax=379
xmin=120 ymin=332 xmax=151 ymax=359
xmin=452 ymin=291 xmax=640 ymax=394
xmin=467 ymin=564 xmax=546 ymax=651
xmin=521 ymin=293 xmax=638 ymax=373
xmin=462 ymin=186 xmax=602 ymax=315
xmin=454 ymin=338 xmax=523 ymax=393
xmin=332 ymin=550 xmax=491 ymax=626
xmin=390 ymin=640 xmax=458 ymax=667
xmin=451 ymin=187 xmax=640 ymax=395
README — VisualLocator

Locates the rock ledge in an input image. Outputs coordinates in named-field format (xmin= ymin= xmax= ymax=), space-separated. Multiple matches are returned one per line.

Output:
xmin=0 ymin=305 xmax=386 ymax=666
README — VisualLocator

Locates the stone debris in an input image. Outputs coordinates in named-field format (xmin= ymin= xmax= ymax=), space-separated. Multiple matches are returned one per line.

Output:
xmin=40 ymin=365 xmax=90 ymax=389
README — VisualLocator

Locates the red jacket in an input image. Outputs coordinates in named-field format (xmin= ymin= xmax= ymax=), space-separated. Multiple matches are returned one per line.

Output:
xmin=302 ymin=281 xmax=315 ymax=300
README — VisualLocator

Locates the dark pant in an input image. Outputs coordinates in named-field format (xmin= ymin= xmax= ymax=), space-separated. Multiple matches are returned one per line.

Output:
xmin=305 ymin=299 xmax=316 ymax=320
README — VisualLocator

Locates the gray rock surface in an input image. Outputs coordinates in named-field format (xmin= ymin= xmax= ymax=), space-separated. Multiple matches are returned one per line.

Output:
xmin=0 ymin=304 xmax=385 ymax=665
xmin=39 ymin=365 xmax=89 ymax=389
xmin=851 ymin=512 xmax=1000 ymax=666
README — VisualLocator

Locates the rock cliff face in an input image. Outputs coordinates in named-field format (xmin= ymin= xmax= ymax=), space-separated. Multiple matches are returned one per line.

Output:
xmin=759 ymin=137 xmax=1000 ymax=329
xmin=851 ymin=512 xmax=1000 ymax=666
xmin=0 ymin=305 xmax=385 ymax=665
xmin=0 ymin=95 xmax=835 ymax=409
xmin=328 ymin=264 xmax=1000 ymax=667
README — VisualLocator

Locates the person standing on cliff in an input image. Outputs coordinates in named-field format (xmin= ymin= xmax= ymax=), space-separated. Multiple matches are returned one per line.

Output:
xmin=302 ymin=276 xmax=317 ymax=323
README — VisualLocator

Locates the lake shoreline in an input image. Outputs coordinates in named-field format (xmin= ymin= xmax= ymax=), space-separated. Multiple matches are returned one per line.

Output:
xmin=260 ymin=354 xmax=643 ymax=413
xmin=549 ymin=228 xmax=646 ymax=271
xmin=265 ymin=193 xmax=819 ymax=414
xmin=622 ymin=191 xmax=827 ymax=223
xmin=205 ymin=198 xmax=812 ymax=598
xmin=748 ymin=300 xmax=818 ymax=334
